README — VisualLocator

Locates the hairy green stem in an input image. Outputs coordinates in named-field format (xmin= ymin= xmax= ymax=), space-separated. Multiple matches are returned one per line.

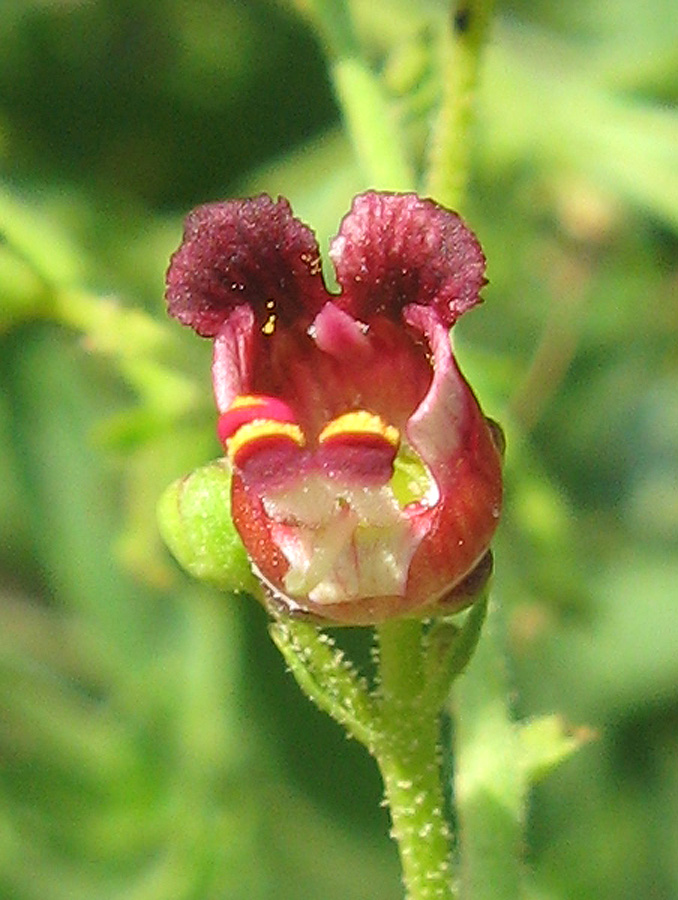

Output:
xmin=425 ymin=0 xmax=496 ymax=209
xmin=376 ymin=620 xmax=455 ymax=900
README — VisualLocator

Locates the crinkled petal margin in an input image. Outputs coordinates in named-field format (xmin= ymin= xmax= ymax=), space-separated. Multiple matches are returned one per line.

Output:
xmin=329 ymin=192 xmax=486 ymax=327
xmin=167 ymin=195 xmax=329 ymax=337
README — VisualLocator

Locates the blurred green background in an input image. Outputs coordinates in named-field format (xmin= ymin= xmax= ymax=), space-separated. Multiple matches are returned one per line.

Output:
xmin=1 ymin=1 xmax=677 ymax=898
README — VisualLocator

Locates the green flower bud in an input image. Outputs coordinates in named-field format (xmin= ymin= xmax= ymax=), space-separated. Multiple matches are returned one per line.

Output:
xmin=157 ymin=460 xmax=257 ymax=594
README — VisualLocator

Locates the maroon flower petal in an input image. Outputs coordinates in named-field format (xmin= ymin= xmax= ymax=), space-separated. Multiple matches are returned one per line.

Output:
xmin=329 ymin=192 xmax=486 ymax=327
xmin=166 ymin=195 xmax=329 ymax=337
xmin=310 ymin=301 xmax=372 ymax=362
xmin=402 ymin=304 xmax=502 ymax=608
xmin=253 ymin=310 xmax=432 ymax=440
xmin=211 ymin=304 xmax=256 ymax=412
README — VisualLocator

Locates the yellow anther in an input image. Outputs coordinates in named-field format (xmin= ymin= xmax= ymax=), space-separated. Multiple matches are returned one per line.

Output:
xmin=228 ymin=395 xmax=270 ymax=411
xmin=318 ymin=411 xmax=400 ymax=447
xmin=226 ymin=419 xmax=305 ymax=463
xmin=262 ymin=314 xmax=276 ymax=335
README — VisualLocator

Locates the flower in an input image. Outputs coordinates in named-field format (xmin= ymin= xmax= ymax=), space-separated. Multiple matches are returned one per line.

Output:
xmin=166 ymin=191 xmax=502 ymax=625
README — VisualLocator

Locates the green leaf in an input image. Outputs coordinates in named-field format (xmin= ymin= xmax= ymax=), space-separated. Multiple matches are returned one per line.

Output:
xmin=518 ymin=714 xmax=592 ymax=784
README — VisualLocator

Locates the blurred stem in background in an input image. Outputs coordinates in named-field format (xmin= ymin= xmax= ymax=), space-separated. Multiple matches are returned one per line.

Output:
xmin=425 ymin=0 xmax=497 ymax=209
xmin=300 ymin=0 xmax=414 ymax=189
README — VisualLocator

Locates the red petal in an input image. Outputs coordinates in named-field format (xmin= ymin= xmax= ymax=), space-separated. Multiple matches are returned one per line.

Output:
xmin=310 ymin=301 xmax=372 ymax=361
xmin=240 ymin=308 xmax=432 ymax=441
xmin=403 ymin=305 xmax=503 ymax=606
xmin=211 ymin=304 xmax=256 ymax=412
xmin=166 ymin=195 xmax=329 ymax=337
xmin=329 ymin=192 xmax=486 ymax=327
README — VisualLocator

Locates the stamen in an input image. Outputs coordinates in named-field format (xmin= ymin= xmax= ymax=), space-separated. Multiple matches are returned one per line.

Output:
xmin=226 ymin=420 xmax=305 ymax=467
xmin=316 ymin=410 xmax=400 ymax=486
xmin=262 ymin=315 xmax=276 ymax=335
xmin=217 ymin=394 xmax=297 ymax=446
xmin=318 ymin=410 xmax=400 ymax=447
xmin=262 ymin=299 xmax=276 ymax=334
